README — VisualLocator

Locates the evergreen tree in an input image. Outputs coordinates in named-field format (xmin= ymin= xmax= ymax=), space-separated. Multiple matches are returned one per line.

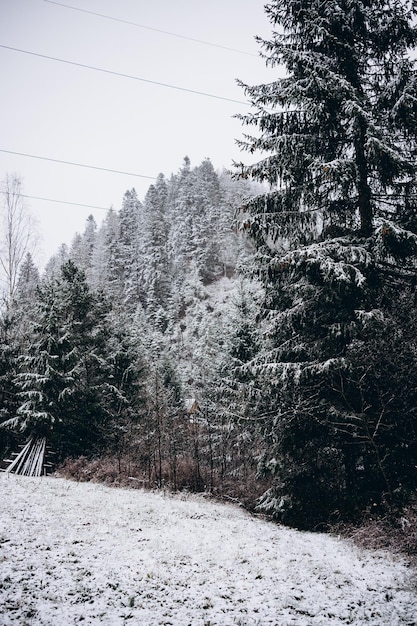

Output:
xmin=13 ymin=253 xmax=40 ymax=346
xmin=0 ymin=254 xmax=42 ymax=457
xmin=102 ymin=308 xmax=148 ymax=463
xmin=191 ymin=159 xmax=222 ymax=282
xmin=43 ymin=244 xmax=70 ymax=280
xmin=218 ymin=170 xmax=258 ymax=276
xmin=95 ymin=208 xmax=122 ymax=300
xmin=168 ymin=157 xmax=196 ymax=282
xmin=142 ymin=175 xmax=171 ymax=329
xmin=3 ymin=261 xmax=116 ymax=459
xmin=70 ymin=215 xmax=97 ymax=280
xmin=119 ymin=189 xmax=144 ymax=308
xmin=213 ymin=280 xmax=266 ymax=497
xmin=15 ymin=253 xmax=40 ymax=300
xmin=236 ymin=0 xmax=417 ymax=527
xmin=90 ymin=217 xmax=111 ymax=291
xmin=0 ymin=310 xmax=20 ymax=457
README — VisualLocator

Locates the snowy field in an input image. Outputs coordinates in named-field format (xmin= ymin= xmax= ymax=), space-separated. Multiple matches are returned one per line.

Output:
xmin=0 ymin=474 xmax=416 ymax=626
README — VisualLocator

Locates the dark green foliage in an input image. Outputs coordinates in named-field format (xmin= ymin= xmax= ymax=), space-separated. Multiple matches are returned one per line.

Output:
xmin=328 ymin=284 xmax=417 ymax=508
xmin=236 ymin=0 xmax=417 ymax=527
xmin=0 ymin=255 xmax=41 ymax=459
xmin=1 ymin=261 xmax=146 ymax=461
xmin=14 ymin=261 xmax=106 ymax=455
xmin=0 ymin=311 xmax=20 ymax=458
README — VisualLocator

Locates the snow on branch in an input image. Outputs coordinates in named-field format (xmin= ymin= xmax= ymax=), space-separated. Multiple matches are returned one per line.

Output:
xmin=268 ymin=239 xmax=372 ymax=287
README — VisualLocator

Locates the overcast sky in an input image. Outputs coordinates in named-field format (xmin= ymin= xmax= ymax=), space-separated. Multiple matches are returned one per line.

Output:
xmin=0 ymin=0 xmax=273 ymax=266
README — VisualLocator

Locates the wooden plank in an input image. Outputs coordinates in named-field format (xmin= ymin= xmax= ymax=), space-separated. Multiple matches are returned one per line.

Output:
xmin=6 ymin=440 xmax=31 ymax=474
xmin=5 ymin=437 xmax=49 ymax=476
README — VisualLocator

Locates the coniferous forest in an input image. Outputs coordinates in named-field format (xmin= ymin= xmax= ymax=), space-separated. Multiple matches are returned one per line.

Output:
xmin=2 ymin=1 xmax=417 ymax=533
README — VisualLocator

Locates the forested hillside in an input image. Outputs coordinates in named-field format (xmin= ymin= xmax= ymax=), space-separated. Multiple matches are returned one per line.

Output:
xmin=0 ymin=160 xmax=269 ymax=505
xmin=2 ymin=0 xmax=417 ymax=534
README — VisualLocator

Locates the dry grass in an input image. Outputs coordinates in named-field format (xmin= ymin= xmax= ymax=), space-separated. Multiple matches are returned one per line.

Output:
xmin=333 ymin=504 xmax=417 ymax=565
xmin=57 ymin=454 xmax=269 ymax=513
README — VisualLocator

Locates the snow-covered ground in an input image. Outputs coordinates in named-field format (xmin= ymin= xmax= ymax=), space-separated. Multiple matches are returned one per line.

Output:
xmin=0 ymin=474 xmax=416 ymax=625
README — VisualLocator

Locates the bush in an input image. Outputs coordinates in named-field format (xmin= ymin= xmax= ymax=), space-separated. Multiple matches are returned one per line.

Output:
xmin=332 ymin=501 xmax=417 ymax=564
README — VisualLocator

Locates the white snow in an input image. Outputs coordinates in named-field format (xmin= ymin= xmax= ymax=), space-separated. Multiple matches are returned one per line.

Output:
xmin=0 ymin=473 xmax=416 ymax=625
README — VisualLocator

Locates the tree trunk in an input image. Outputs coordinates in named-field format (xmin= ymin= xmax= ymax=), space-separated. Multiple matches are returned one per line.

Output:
xmin=355 ymin=117 xmax=373 ymax=237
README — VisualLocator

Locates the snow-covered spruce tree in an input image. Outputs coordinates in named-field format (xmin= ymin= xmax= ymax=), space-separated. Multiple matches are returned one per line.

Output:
xmin=118 ymin=189 xmax=145 ymax=309
xmin=91 ymin=208 xmax=121 ymax=299
xmin=0 ymin=254 xmax=41 ymax=457
xmin=235 ymin=0 xmax=417 ymax=527
xmin=0 ymin=309 xmax=20 ymax=458
xmin=69 ymin=215 xmax=98 ymax=288
xmin=215 ymin=279 xmax=268 ymax=502
xmin=191 ymin=159 xmax=223 ymax=283
xmin=12 ymin=253 xmax=40 ymax=349
xmin=100 ymin=309 xmax=148 ymax=469
xmin=142 ymin=175 xmax=172 ymax=330
xmin=2 ymin=261 xmax=123 ymax=460
xmin=168 ymin=157 xmax=195 ymax=287
xmin=217 ymin=170 xmax=259 ymax=275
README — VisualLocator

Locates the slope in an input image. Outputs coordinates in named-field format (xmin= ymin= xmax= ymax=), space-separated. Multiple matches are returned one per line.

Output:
xmin=0 ymin=474 xmax=416 ymax=625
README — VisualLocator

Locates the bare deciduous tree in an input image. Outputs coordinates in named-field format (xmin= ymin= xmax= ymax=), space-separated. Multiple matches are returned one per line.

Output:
xmin=0 ymin=174 xmax=37 ymax=307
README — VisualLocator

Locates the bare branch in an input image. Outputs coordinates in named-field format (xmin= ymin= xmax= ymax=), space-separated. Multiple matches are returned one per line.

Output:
xmin=0 ymin=174 xmax=38 ymax=307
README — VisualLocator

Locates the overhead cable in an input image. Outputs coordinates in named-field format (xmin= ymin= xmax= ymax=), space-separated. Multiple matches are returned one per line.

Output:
xmin=0 ymin=190 xmax=111 ymax=212
xmin=0 ymin=44 xmax=249 ymax=106
xmin=42 ymin=0 xmax=257 ymax=58
xmin=0 ymin=149 xmax=157 ymax=180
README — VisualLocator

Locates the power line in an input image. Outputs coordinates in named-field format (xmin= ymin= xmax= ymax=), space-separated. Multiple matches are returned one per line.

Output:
xmin=0 ymin=149 xmax=157 ymax=180
xmin=0 ymin=44 xmax=249 ymax=106
xmin=42 ymin=0 xmax=258 ymax=58
xmin=0 ymin=190 xmax=111 ymax=211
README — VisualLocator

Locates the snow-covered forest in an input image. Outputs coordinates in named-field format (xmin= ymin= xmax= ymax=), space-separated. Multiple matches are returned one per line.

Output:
xmin=0 ymin=161 xmax=270 ymax=503
xmin=2 ymin=0 xmax=417 ymax=538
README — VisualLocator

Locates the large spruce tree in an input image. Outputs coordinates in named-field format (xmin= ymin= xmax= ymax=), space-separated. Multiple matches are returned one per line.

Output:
xmin=236 ymin=0 xmax=417 ymax=527
xmin=1 ymin=261 xmax=143 ymax=460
